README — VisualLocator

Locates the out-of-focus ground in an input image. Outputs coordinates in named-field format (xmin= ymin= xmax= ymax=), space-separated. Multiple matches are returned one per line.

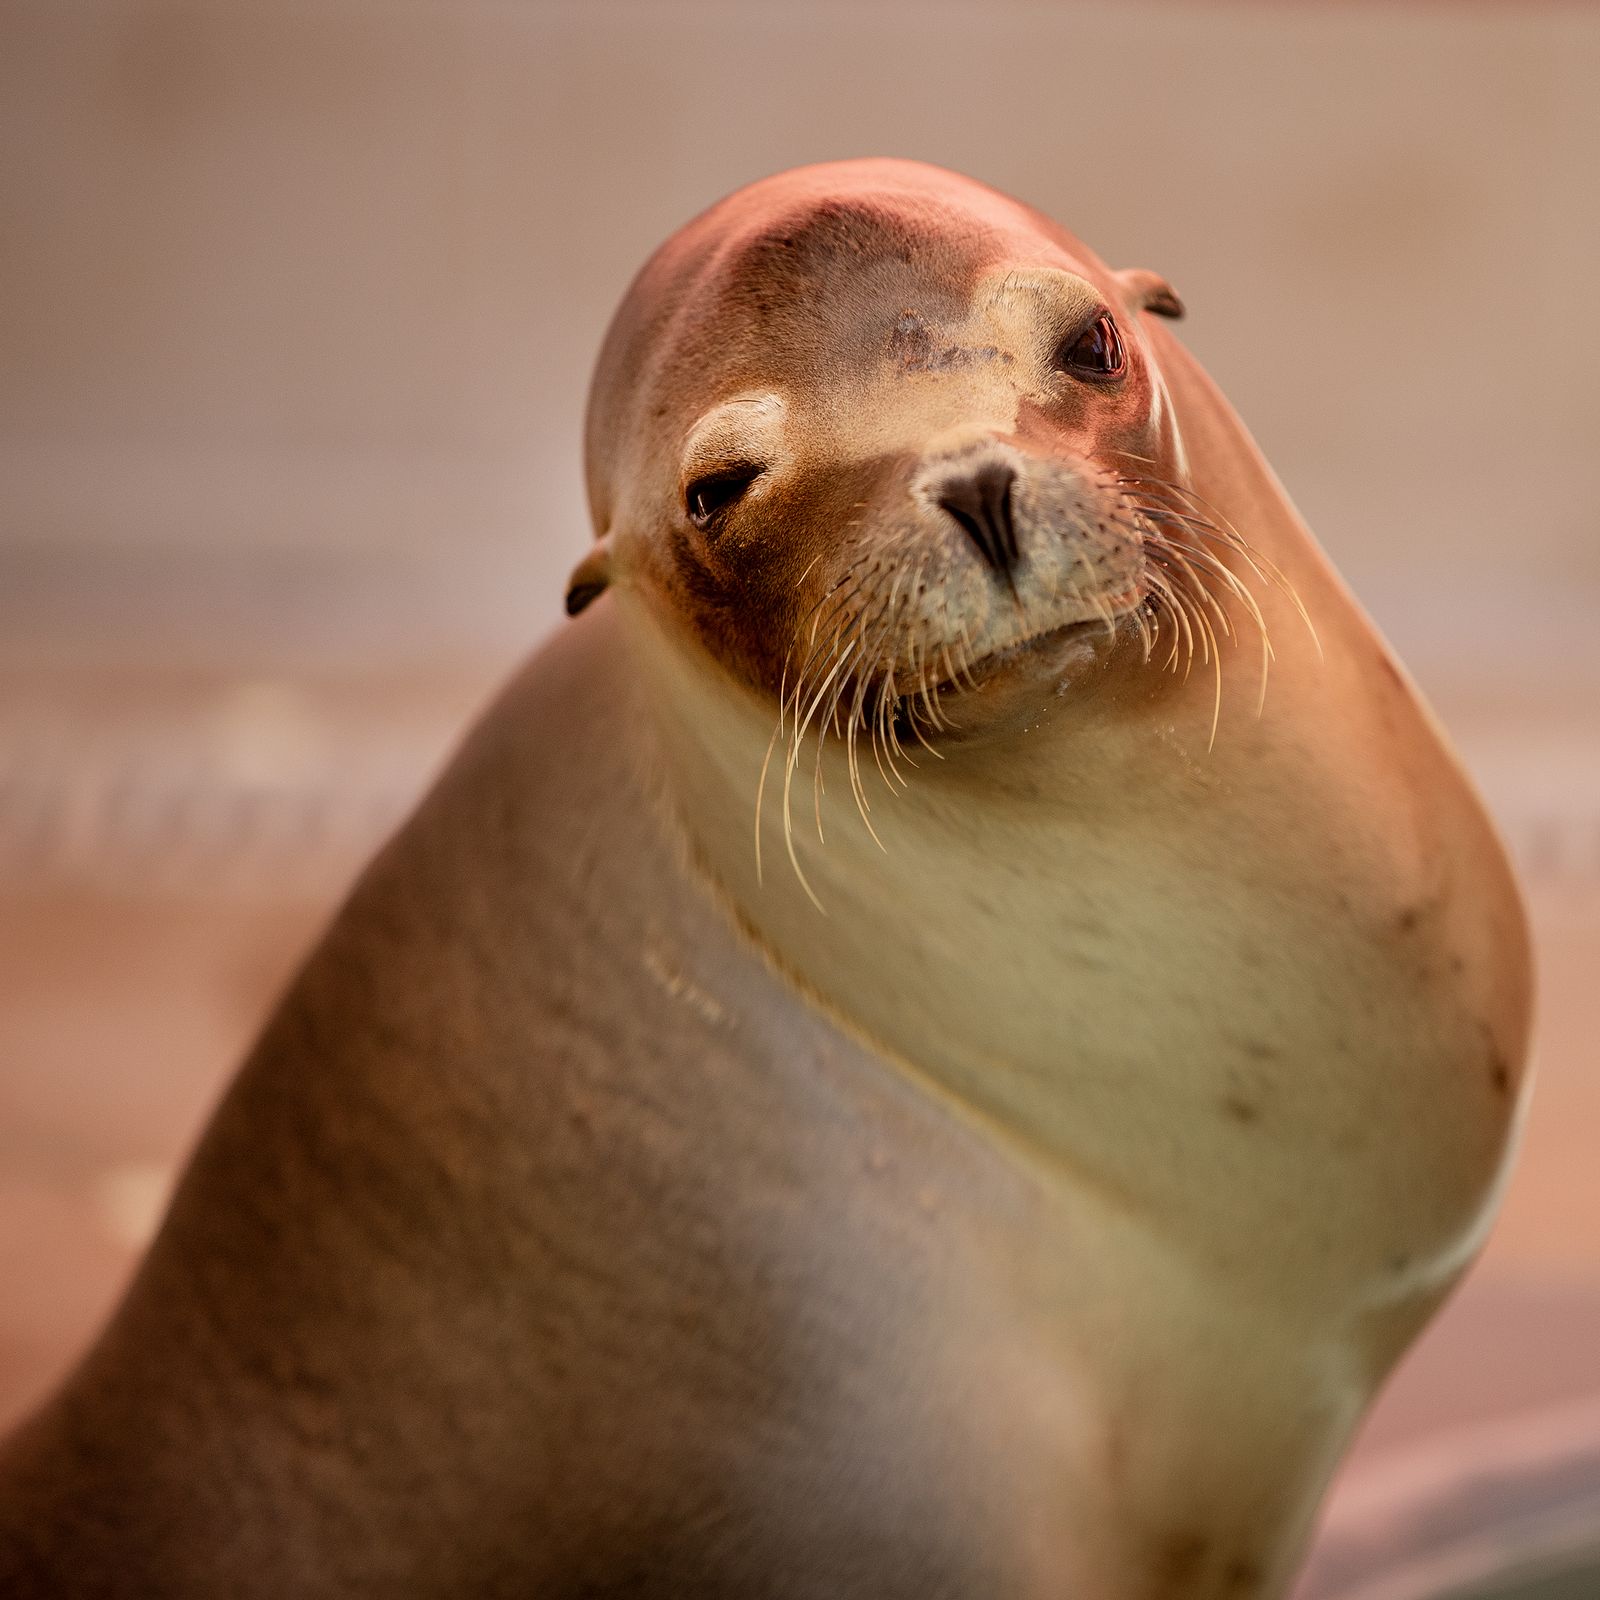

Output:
xmin=1 ymin=0 xmax=1597 ymax=1592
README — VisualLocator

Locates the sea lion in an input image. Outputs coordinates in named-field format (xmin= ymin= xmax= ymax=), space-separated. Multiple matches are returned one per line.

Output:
xmin=0 ymin=160 xmax=1532 ymax=1599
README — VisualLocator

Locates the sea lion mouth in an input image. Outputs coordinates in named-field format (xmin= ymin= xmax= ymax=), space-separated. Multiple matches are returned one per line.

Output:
xmin=878 ymin=591 xmax=1145 ymax=752
xmin=902 ymin=590 xmax=1144 ymax=707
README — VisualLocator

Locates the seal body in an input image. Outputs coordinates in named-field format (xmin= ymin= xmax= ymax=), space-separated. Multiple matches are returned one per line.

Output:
xmin=0 ymin=161 xmax=1532 ymax=1600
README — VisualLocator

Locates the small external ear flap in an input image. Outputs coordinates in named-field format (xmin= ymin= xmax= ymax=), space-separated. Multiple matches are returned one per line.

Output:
xmin=564 ymin=537 xmax=614 ymax=617
xmin=1120 ymin=268 xmax=1185 ymax=321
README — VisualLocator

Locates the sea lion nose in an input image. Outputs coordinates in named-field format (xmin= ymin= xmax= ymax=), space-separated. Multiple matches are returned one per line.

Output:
xmin=936 ymin=460 xmax=1019 ymax=573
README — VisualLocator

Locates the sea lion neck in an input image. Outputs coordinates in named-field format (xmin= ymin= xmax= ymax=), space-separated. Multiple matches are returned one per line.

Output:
xmin=618 ymin=584 xmax=1214 ymax=1202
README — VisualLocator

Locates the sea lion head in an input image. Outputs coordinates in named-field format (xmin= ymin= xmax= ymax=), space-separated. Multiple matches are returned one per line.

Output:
xmin=572 ymin=159 xmax=1213 ymax=749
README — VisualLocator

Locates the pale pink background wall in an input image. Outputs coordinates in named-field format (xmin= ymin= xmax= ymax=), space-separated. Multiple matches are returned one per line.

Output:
xmin=1 ymin=1 xmax=1597 ymax=1587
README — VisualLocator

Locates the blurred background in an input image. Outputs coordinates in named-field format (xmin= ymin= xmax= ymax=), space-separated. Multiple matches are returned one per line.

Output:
xmin=1 ymin=2 xmax=1596 ymax=1594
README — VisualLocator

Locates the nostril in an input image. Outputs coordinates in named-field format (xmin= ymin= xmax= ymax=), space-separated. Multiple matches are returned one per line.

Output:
xmin=937 ymin=461 xmax=1019 ymax=572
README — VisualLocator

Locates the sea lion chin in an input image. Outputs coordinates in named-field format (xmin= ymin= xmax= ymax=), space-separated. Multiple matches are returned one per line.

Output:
xmin=923 ymin=611 xmax=1134 ymax=742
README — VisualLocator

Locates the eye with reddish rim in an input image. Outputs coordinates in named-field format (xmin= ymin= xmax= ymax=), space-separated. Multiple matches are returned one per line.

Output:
xmin=685 ymin=462 xmax=764 ymax=531
xmin=1055 ymin=312 xmax=1126 ymax=380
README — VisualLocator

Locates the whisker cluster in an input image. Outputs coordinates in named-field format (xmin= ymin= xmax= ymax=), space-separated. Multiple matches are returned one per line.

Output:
xmin=1104 ymin=453 xmax=1318 ymax=751
xmin=754 ymin=528 xmax=977 ymax=907
xmin=754 ymin=461 xmax=1316 ymax=904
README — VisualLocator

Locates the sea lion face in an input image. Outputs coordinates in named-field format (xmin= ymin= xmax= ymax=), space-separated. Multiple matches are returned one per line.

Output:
xmin=577 ymin=161 xmax=1196 ymax=744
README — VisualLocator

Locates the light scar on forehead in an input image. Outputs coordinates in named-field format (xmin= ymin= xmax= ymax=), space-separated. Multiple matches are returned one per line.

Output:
xmin=681 ymin=268 xmax=1112 ymax=470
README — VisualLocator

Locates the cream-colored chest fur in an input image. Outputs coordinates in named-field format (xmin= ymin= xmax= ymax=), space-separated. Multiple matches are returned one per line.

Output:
xmin=624 ymin=584 xmax=1527 ymax=1332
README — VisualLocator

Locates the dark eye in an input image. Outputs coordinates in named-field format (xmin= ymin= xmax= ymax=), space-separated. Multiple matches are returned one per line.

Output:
xmin=685 ymin=463 xmax=763 ymax=530
xmin=1055 ymin=312 xmax=1126 ymax=379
